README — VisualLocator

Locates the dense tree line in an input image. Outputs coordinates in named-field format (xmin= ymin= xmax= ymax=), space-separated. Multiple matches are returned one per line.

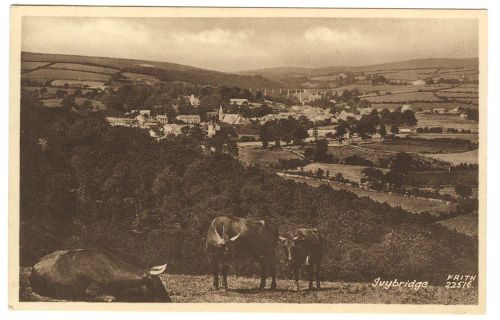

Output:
xmin=20 ymin=93 xmax=477 ymax=284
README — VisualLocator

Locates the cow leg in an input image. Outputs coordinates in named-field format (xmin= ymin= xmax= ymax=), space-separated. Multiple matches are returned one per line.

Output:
xmin=94 ymin=295 xmax=117 ymax=302
xmin=258 ymin=258 xmax=267 ymax=290
xmin=293 ymin=265 xmax=300 ymax=291
xmin=315 ymin=263 xmax=321 ymax=289
xmin=85 ymin=284 xmax=116 ymax=302
xmin=210 ymin=259 xmax=219 ymax=290
xmin=307 ymin=263 xmax=314 ymax=290
xmin=221 ymin=264 xmax=229 ymax=291
xmin=270 ymin=256 xmax=277 ymax=291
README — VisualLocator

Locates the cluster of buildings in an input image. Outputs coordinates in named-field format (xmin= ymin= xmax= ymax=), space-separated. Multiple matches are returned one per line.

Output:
xmin=417 ymin=106 xmax=469 ymax=119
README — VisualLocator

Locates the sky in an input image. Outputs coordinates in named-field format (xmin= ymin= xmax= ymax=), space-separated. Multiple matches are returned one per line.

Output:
xmin=22 ymin=17 xmax=479 ymax=72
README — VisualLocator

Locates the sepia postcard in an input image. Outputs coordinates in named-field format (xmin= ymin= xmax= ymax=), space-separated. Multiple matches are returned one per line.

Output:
xmin=9 ymin=6 xmax=487 ymax=313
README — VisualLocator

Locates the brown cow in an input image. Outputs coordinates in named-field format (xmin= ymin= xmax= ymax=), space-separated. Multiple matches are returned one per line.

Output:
xmin=30 ymin=249 xmax=171 ymax=302
xmin=279 ymin=228 xmax=325 ymax=291
xmin=206 ymin=216 xmax=279 ymax=291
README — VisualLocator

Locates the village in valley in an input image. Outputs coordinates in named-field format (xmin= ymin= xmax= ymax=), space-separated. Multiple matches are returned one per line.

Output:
xmin=21 ymin=52 xmax=479 ymax=237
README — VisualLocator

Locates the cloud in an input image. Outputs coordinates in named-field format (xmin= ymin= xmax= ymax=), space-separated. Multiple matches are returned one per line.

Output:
xmin=21 ymin=17 xmax=478 ymax=72
xmin=170 ymin=28 xmax=255 ymax=46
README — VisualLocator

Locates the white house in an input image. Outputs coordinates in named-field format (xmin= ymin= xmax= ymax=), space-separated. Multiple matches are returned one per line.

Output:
xmin=176 ymin=114 xmax=201 ymax=124
xmin=105 ymin=117 xmax=137 ymax=127
xmin=218 ymin=106 xmax=248 ymax=125
xmin=207 ymin=123 xmax=221 ymax=137
xmin=156 ymin=114 xmax=168 ymax=124
xmin=433 ymin=107 xmax=447 ymax=115
xmin=412 ymin=79 xmax=426 ymax=86
xmin=139 ymin=109 xmax=151 ymax=116
xmin=230 ymin=98 xmax=249 ymax=106
xmin=401 ymin=104 xmax=413 ymax=112
xmin=188 ymin=94 xmax=200 ymax=107
xmin=163 ymin=124 xmax=189 ymax=136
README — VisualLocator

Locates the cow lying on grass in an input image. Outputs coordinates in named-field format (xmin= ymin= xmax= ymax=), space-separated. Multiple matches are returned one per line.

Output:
xmin=30 ymin=249 xmax=171 ymax=302
xmin=280 ymin=228 xmax=325 ymax=291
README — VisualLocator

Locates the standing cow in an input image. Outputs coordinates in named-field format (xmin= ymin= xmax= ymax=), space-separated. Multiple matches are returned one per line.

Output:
xmin=30 ymin=249 xmax=171 ymax=302
xmin=280 ymin=228 xmax=325 ymax=291
xmin=206 ymin=216 xmax=279 ymax=291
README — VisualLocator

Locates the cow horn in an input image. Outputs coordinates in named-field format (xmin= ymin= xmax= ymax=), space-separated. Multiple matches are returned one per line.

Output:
xmin=149 ymin=264 xmax=167 ymax=275
xmin=229 ymin=233 xmax=241 ymax=242
xmin=214 ymin=224 xmax=224 ymax=245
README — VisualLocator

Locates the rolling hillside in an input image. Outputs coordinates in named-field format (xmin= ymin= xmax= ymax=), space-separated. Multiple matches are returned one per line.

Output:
xmin=21 ymin=52 xmax=280 ymax=89
xmin=238 ymin=58 xmax=479 ymax=88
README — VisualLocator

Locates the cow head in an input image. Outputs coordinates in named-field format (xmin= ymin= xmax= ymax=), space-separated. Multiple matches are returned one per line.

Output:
xmin=122 ymin=264 xmax=171 ymax=302
xmin=214 ymin=225 xmax=241 ymax=259
xmin=279 ymin=235 xmax=307 ymax=263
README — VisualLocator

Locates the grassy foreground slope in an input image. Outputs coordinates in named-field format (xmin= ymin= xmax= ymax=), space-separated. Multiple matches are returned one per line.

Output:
xmin=20 ymin=268 xmax=477 ymax=304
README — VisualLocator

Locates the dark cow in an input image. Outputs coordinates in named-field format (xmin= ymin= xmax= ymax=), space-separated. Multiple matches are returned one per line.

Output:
xmin=279 ymin=228 xmax=325 ymax=291
xmin=206 ymin=216 xmax=279 ymax=291
xmin=29 ymin=249 xmax=171 ymax=302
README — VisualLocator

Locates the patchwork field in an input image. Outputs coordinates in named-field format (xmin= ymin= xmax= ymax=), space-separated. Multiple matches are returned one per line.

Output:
xmin=302 ymin=163 xmax=385 ymax=183
xmin=410 ymin=133 xmax=478 ymax=143
xmin=424 ymin=149 xmax=479 ymax=165
xmin=22 ymin=68 xmax=111 ymax=81
xmin=365 ymin=91 xmax=443 ymax=103
xmin=279 ymin=174 xmax=454 ymax=215
xmin=20 ymin=268 xmax=477 ymax=304
xmin=416 ymin=114 xmax=478 ymax=132
xmin=21 ymin=61 xmax=51 ymax=72
xmin=50 ymin=62 xmax=119 ymax=74
xmin=50 ymin=79 xmax=106 ymax=88
xmin=122 ymin=72 xmax=160 ymax=82
xmin=362 ymin=139 xmax=476 ymax=154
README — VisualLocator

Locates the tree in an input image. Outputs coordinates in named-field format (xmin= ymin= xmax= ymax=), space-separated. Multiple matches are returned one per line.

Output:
xmin=455 ymin=185 xmax=473 ymax=199
xmin=292 ymin=126 xmax=308 ymax=144
xmin=390 ymin=152 xmax=413 ymax=175
xmin=80 ymin=100 xmax=93 ymax=111
xmin=390 ymin=125 xmax=399 ymax=134
xmin=378 ymin=124 xmax=387 ymax=137
xmin=62 ymin=95 xmax=76 ymax=110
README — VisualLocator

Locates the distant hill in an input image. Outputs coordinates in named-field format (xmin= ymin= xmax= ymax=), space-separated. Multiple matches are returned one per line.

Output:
xmin=21 ymin=52 xmax=280 ymax=89
xmin=239 ymin=58 xmax=479 ymax=77
xmin=238 ymin=58 xmax=479 ymax=88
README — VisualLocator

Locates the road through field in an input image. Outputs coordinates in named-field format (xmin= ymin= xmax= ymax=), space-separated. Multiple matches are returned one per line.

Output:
xmin=19 ymin=269 xmax=477 ymax=304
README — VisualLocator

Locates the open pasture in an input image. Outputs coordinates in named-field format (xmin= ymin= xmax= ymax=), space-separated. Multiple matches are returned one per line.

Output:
xmin=365 ymin=91 xmax=443 ymax=103
xmin=280 ymin=174 xmax=454 ymax=215
xmin=22 ymin=68 xmax=111 ymax=81
xmin=41 ymin=99 xmax=62 ymax=108
xmin=434 ymin=92 xmax=478 ymax=98
xmin=302 ymin=163 xmax=376 ymax=182
xmin=410 ymin=133 xmax=478 ymax=143
xmin=122 ymin=72 xmax=160 ymax=83
xmin=362 ymin=139 xmax=476 ymax=154
xmin=74 ymin=98 xmax=106 ymax=110
xmin=50 ymin=62 xmax=119 ymax=74
xmin=238 ymin=147 xmax=302 ymax=166
xmin=380 ymin=68 xmax=437 ymax=80
xmin=21 ymin=61 xmax=51 ymax=72
xmin=22 ymin=86 xmax=94 ymax=96
xmin=50 ymin=79 xmax=106 ymax=88
xmin=416 ymin=114 xmax=479 ymax=132
xmin=424 ymin=149 xmax=478 ymax=165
